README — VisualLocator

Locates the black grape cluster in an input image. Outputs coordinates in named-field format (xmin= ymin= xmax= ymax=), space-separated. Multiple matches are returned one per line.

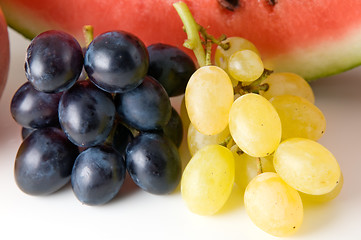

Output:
xmin=10 ymin=30 xmax=196 ymax=205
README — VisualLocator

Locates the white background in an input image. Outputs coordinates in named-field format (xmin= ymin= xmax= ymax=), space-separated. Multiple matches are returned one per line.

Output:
xmin=0 ymin=28 xmax=361 ymax=240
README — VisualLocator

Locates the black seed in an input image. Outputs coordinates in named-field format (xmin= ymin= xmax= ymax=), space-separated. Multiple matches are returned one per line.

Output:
xmin=217 ymin=0 xmax=240 ymax=11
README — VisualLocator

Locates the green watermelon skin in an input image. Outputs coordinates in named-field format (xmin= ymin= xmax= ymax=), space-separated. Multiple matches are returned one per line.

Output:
xmin=1 ymin=0 xmax=361 ymax=80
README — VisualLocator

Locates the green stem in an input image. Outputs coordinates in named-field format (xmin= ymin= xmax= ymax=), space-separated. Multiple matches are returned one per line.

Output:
xmin=173 ymin=1 xmax=206 ymax=67
xmin=219 ymin=134 xmax=233 ymax=147
xmin=83 ymin=25 xmax=94 ymax=47
xmin=256 ymin=157 xmax=263 ymax=175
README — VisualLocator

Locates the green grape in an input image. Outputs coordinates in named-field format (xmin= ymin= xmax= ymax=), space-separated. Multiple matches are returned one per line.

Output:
xmin=260 ymin=72 xmax=315 ymax=104
xmin=187 ymin=123 xmax=230 ymax=156
xmin=244 ymin=172 xmax=303 ymax=237
xmin=214 ymin=36 xmax=260 ymax=72
xmin=181 ymin=144 xmax=235 ymax=216
xmin=228 ymin=50 xmax=264 ymax=83
xmin=300 ymin=172 xmax=343 ymax=203
xmin=185 ymin=65 xmax=234 ymax=135
xmin=269 ymin=95 xmax=326 ymax=141
xmin=273 ymin=138 xmax=341 ymax=195
xmin=229 ymin=93 xmax=282 ymax=157
xmin=180 ymin=96 xmax=190 ymax=131
xmin=230 ymin=145 xmax=275 ymax=191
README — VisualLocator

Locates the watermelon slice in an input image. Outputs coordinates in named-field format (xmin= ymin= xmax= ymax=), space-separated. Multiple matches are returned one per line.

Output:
xmin=1 ymin=0 xmax=361 ymax=80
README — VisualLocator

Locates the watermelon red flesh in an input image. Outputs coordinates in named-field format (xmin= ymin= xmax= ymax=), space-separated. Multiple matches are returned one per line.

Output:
xmin=1 ymin=0 xmax=361 ymax=80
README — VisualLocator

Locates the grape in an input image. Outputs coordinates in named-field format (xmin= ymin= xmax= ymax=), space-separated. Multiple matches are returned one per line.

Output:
xmin=185 ymin=65 xmax=234 ymax=135
xmin=58 ymin=80 xmax=115 ymax=147
xmin=228 ymin=50 xmax=264 ymax=83
xmin=126 ymin=132 xmax=181 ymax=195
xmin=214 ymin=36 xmax=260 ymax=72
xmin=25 ymin=30 xmax=83 ymax=93
xmin=111 ymin=121 xmax=134 ymax=156
xmin=187 ymin=123 xmax=230 ymax=156
xmin=14 ymin=128 xmax=79 ymax=195
xmin=163 ymin=108 xmax=183 ymax=148
xmin=229 ymin=93 xmax=282 ymax=157
xmin=269 ymin=95 xmax=326 ymax=141
xmin=10 ymin=82 xmax=61 ymax=129
xmin=273 ymin=138 xmax=341 ymax=195
xmin=84 ymin=31 xmax=149 ymax=93
xmin=71 ymin=145 xmax=126 ymax=205
xmin=260 ymin=72 xmax=315 ymax=103
xmin=114 ymin=76 xmax=172 ymax=131
xmin=230 ymin=145 xmax=275 ymax=191
xmin=181 ymin=145 xmax=235 ymax=215
xmin=147 ymin=43 xmax=196 ymax=97
xmin=244 ymin=172 xmax=303 ymax=237
xmin=300 ymin=172 xmax=344 ymax=203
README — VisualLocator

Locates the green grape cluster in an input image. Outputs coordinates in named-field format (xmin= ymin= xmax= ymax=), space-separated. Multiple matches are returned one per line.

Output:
xmin=179 ymin=36 xmax=342 ymax=237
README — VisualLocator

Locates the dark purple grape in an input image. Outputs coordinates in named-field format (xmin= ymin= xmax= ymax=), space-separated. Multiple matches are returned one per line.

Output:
xmin=147 ymin=43 xmax=196 ymax=97
xmin=84 ymin=31 xmax=149 ymax=93
xmin=10 ymin=82 xmax=61 ymax=129
xmin=163 ymin=108 xmax=183 ymax=148
xmin=126 ymin=132 xmax=181 ymax=195
xmin=111 ymin=122 xmax=133 ymax=156
xmin=21 ymin=127 xmax=35 ymax=139
xmin=14 ymin=128 xmax=79 ymax=195
xmin=71 ymin=145 xmax=126 ymax=205
xmin=58 ymin=80 xmax=115 ymax=147
xmin=25 ymin=30 xmax=83 ymax=93
xmin=114 ymin=76 xmax=171 ymax=131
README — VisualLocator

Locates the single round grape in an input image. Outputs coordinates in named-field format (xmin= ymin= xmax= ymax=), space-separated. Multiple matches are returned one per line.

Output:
xmin=11 ymin=82 xmax=61 ymax=129
xmin=126 ymin=132 xmax=181 ymax=195
xmin=244 ymin=172 xmax=303 ymax=237
xmin=25 ymin=30 xmax=83 ymax=93
xmin=273 ymin=138 xmax=341 ymax=195
xmin=214 ymin=36 xmax=260 ymax=72
xmin=185 ymin=65 xmax=234 ymax=135
xmin=230 ymin=145 xmax=275 ymax=191
xmin=58 ymin=80 xmax=115 ymax=147
xmin=147 ymin=43 xmax=196 ymax=97
xmin=270 ymin=95 xmax=326 ymax=141
xmin=114 ymin=76 xmax=172 ymax=131
xmin=260 ymin=72 xmax=315 ymax=103
xmin=228 ymin=50 xmax=264 ymax=83
xmin=181 ymin=145 xmax=235 ymax=216
xmin=71 ymin=145 xmax=126 ymax=205
xmin=163 ymin=108 xmax=183 ymax=148
xmin=229 ymin=93 xmax=282 ymax=157
xmin=14 ymin=128 xmax=79 ymax=195
xmin=84 ymin=31 xmax=149 ymax=93
xmin=187 ymin=123 xmax=230 ymax=156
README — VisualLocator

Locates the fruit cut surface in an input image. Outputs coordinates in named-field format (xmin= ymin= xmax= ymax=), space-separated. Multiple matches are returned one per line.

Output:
xmin=1 ymin=0 xmax=361 ymax=80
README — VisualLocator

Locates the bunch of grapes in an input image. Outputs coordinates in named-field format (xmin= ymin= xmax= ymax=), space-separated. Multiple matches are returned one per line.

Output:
xmin=10 ymin=28 xmax=196 ymax=205
xmin=174 ymin=2 xmax=342 ymax=237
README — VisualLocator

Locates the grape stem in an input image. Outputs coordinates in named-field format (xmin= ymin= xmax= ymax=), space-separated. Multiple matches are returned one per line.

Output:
xmin=219 ymin=134 xmax=233 ymax=147
xmin=234 ymin=69 xmax=273 ymax=94
xmin=173 ymin=1 xmax=230 ymax=67
xmin=173 ymin=2 xmax=206 ymax=67
xmin=256 ymin=157 xmax=263 ymax=175
xmin=83 ymin=25 xmax=94 ymax=47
